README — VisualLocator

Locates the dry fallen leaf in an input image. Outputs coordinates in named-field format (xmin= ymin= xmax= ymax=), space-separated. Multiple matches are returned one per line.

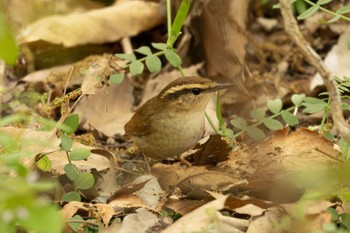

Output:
xmin=162 ymin=195 xmax=249 ymax=233
xmin=19 ymin=1 xmax=163 ymax=47
xmin=74 ymin=76 xmax=134 ymax=136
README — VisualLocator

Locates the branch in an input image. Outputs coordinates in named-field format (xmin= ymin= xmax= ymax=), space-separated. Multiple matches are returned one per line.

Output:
xmin=279 ymin=0 xmax=350 ymax=142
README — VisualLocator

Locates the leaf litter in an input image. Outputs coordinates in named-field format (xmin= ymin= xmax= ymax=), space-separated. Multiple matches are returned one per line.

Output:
xmin=1 ymin=0 xmax=349 ymax=232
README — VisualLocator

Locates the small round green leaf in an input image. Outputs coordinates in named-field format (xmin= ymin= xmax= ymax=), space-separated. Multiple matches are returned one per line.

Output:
xmin=130 ymin=60 xmax=144 ymax=76
xmin=62 ymin=114 xmax=79 ymax=135
xmin=302 ymin=103 xmax=326 ymax=114
xmin=36 ymin=155 xmax=52 ymax=172
xmin=76 ymin=172 xmax=95 ymax=190
xmin=109 ymin=73 xmax=124 ymax=84
xmin=246 ymin=126 xmax=266 ymax=141
xmin=146 ymin=55 xmax=162 ymax=72
xmin=61 ymin=191 xmax=81 ymax=202
xmin=70 ymin=148 xmax=91 ymax=161
xmin=115 ymin=53 xmax=136 ymax=61
xmin=64 ymin=163 xmax=80 ymax=181
xmin=68 ymin=215 xmax=84 ymax=232
xmin=263 ymin=118 xmax=284 ymax=130
xmin=60 ymin=134 xmax=73 ymax=152
xmin=291 ymin=94 xmax=305 ymax=106
xmin=135 ymin=46 xmax=152 ymax=55
xmin=267 ymin=99 xmax=283 ymax=114
xmin=250 ymin=108 xmax=266 ymax=121
xmin=230 ymin=117 xmax=248 ymax=130
xmin=151 ymin=43 xmax=168 ymax=51
xmin=164 ymin=49 xmax=182 ymax=67
xmin=281 ymin=110 xmax=299 ymax=126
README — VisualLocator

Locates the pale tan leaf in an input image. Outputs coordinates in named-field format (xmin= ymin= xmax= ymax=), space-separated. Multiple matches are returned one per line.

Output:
xmin=19 ymin=1 xmax=163 ymax=47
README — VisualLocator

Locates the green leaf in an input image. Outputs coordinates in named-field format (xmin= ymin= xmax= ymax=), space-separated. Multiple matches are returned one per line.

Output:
xmin=135 ymin=46 xmax=152 ymax=55
xmin=326 ymin=208 xmax=339 ymax=222
xmin=109 ymin=73 xmax=124 ymax=84
xmin=62 ymin=114 xmax=79 ymax=135
xmin=302 ymin=103 xmax=326 ymax=114
xmin=60 ymin=134 xmax=73 ymax=152
xmin=230 ymin=117 xmax=248 ymax=130
xmin=129 ymin=60 xmax=144 ymax=76
xmin=297 ymin=5 xmax=319 ymax=20
xmin=21 ymin=205 xmax=63 ymax=233
xmin=281 ymin=110 xmax=299 ymax=126
xmin=36 ymin=155 xmax=52 ymax=172
xmin=68 ymin=215 xmax=84 ymax=232
xmin=164 ymin=49 xmax=182 ymax=67
xmin=250 ymin=108 xmax=265 ymax=121
xmin=263 ymin=118 xmax=284 ymax=130
xmin=323 ymin=132 xmax=334 ymax=141
xmin=316 ymin=0 xmax=332 ymax=5
xmin=327 ymin=15 xmax=341 ymax=23
xmin=64 ymin=163 xmax=80 ymax=181
xmin=291 ymin=94 xmax=305 ymax=106
xmin=146 ymin=55 xmax=162 ymax=72
xmin=303 ymin=96 xmax=326 ymax=104
xmin=267 ymin=99 xmax=283 ymax=114
xmin=61 ymin=191 xmax=81 ymax=202
xmin=341 ymin=213 xmax=350 ymax=229
xmin=115 ymin=53 xmax=136 ymax=61
xmin=0 ymin=13 xmax=19 ymax=65
xmin=167 ymin=0 xmax=190 ymax=46
xmin=152 ymin=42 xmax=168 ymax=51
xmin=70 ymin=148 xmax=91 ymax=161
xmin=295 ymin=0 xmax=307 ymax=15
xmin=337 ymin=5 xmax=350 ymax=15
xmin=246 ymin=126 xmax=266 ymax=141
xmin=342 ymin=103 xmax=350 ymax=111
xmin=339 ymin=85 xmax=350 ymax=92
xmin=76 ymin=172 xmax=95 ymax=190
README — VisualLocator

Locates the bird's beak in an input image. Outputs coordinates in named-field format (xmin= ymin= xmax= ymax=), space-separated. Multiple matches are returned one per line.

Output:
xmin=209 ymin=83 xmax=235 ymax=92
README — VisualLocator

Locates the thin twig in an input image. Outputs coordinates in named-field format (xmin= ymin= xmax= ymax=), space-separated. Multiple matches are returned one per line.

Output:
xmin=279 ymin=0 xmax=350 ymax=142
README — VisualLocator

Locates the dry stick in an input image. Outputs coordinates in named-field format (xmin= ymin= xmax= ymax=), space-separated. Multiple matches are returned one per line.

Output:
xmin=279 ymin=0 xmax=350 ymax=142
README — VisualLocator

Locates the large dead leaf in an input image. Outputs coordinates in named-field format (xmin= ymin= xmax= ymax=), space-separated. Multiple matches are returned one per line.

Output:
xmin=162 ymin=195 xmax=249 ymax=233
xmin=74 ymin=76 xmax=133 ymax=136
xmin=18 ymin=1 xmax=163 ymax=47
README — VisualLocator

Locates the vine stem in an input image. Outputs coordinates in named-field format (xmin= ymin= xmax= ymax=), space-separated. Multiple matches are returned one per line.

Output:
xmin=303 ymin=0 xmax=350 ymax=22
xmin=280 ymin=0 xmax=350 ymax=142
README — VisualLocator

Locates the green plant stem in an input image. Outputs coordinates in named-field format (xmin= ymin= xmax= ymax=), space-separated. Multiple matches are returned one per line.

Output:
xmin=303 ymin=0 xmax=350 ymax=22
xmin=319 ymin=98 xmax=330 ymax=133
xmin=124 ymin=51 xmax=165 ymax=69
xmin=233 ymin=106 xmax=296 ymax=138
xmin=177 ymin=65 xmax=185 ymax=77
xmin=65 ymin=151 xmax=72 ymax=164
xmin=205 ymin=111 xmax=219 ymax=134
xmin=167 ymin=0 xmax=172 ymax=39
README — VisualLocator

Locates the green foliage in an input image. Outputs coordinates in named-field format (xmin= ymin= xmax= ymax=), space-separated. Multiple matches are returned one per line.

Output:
xmin=0 ymin=12 xmax=19 ymax=65
xmin=226 ymin=94 xmax=301 ymax=142
xmin=0 ymin=115 xmax=63 ymax=233
xmin=109 ymin=73 xmax=124 ymax=84
xmin=58 ymin=114 xmax=95 ymax=202
xmin=273 ymin=0 xmax=350 ymax=23
xmin=114 ymin=0 xmax=190 ymax=77
xmin=167 ymin=0 xmax=190 ymax=46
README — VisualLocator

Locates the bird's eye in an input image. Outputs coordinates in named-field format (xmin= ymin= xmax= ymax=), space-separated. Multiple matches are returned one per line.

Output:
xmin=191 ymin=88 xmax=201 ymax=95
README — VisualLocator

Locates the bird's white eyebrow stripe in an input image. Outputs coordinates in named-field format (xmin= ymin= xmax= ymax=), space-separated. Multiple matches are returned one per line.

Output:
xmin=159 ymin=84 xmax=208 ymax=98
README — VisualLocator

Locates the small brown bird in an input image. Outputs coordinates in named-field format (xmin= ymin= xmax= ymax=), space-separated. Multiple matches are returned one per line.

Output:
xmin=124 ymin=76 xmax=232 ymax=163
